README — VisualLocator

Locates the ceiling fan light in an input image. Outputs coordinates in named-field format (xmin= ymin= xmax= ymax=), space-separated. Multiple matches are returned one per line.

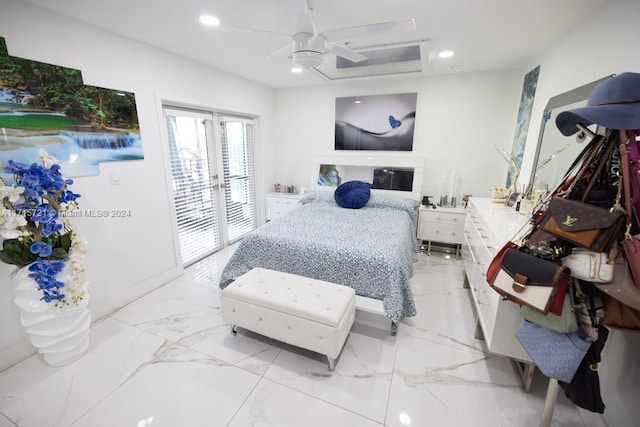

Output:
xmin=293 ymin=51 xmax=324 ymax=68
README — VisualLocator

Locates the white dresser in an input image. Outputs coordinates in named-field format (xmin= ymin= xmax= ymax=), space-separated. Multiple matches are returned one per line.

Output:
xmin=417 ymin=205 xmax=465 ymax=257
xmin=265 ymin=192 xmax=304 ymax=221
xmin=461 ymin=197 xmax=533 ymax=363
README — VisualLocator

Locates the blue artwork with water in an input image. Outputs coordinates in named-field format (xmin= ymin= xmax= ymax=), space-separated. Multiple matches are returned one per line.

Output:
xmin=0 ymin=36 xmax=143 ymax=184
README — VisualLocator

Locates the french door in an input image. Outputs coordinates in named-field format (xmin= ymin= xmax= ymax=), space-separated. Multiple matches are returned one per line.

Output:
xmin=164 ymin=107 xmax=256 ymax=266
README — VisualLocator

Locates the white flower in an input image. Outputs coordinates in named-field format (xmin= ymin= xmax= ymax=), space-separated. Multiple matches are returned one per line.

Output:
xmin=0 ymin=210 xmax=27 ymax=239
xmin=38 ymin=149 xmax=60 ymax=168
xmin=0 ymin=185 xmax=25 ymax=204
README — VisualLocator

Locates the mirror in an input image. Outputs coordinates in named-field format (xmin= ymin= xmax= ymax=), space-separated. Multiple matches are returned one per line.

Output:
xmin=527 ymin=75 xmax=612 ymax=198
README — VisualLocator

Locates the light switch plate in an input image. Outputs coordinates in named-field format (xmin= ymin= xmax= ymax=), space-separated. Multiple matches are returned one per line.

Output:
xmin=109 ymin=171 xmax=121 ymax=185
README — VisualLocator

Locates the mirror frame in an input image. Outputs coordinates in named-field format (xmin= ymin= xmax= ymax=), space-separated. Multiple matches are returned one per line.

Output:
xmin=526 ymin=75 xmax=612 ymax=196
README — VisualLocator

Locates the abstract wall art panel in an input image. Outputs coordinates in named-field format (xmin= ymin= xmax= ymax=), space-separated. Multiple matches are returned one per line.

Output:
xmin=506 ymin=65 xmax=540 ymax=190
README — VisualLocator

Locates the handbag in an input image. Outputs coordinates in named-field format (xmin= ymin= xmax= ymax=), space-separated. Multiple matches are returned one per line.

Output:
xmin=542 ymin=197 xmax=624 ymax=252
xmin=601 ymin=294 xmax=640 ymax=331
xmin=520 ymin=293 xmax=578 ymax=333
xmin=619 ymin=137 xmax=640 ymax=287
xmin=488 ymin=247 xmax=569 ymax=315
xmin=559 ymin=324 xmax=609 ymax=413
xmin=626 ymin=130 xmax=640 ymax=215
xmin=594 ymin=255 xmax=640 ymax=312
xmin=516 ymin=320 xmax=592 ymax=383
xmin=561 ymin=248 xmax=613 ymax=283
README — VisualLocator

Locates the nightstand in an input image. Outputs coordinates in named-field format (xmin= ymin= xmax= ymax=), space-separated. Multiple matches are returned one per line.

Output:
xmin=417 ymin=205 xmax=466 ymax=258
xmin=265 ymin=192 xmax=304 ymax=221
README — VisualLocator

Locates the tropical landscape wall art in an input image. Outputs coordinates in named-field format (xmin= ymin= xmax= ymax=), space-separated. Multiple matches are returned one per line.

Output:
xmin=0 ymin=36 xmax=142 ymax=184
xmin=334 ymin=92 xmax=417 ymax=151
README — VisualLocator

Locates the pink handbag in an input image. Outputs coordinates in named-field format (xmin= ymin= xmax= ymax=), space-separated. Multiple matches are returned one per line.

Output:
xmin=626 ymin=130 xmax=640 ymax=215
xmin=619 ymin=135 xmax=640 ymax=287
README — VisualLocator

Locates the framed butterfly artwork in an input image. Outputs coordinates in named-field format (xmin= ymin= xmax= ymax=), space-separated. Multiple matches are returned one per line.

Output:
xmin=334 ymin=93 xmax=417 ymax=151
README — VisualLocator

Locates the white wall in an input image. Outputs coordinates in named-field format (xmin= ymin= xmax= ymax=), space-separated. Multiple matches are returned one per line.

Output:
xmin=273 ymin=71 xmax=523 ymax=202
xmin=0 ymin=0 xmax=275 ymax=371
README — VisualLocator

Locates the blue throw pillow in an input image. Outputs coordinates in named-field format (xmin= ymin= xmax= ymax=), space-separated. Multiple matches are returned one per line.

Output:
xmin=334 ymin=180 xmax=371 ymax=209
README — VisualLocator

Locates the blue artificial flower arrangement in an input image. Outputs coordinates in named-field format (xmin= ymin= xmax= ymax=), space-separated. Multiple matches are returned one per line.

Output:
xmin=0 ymin=150 xmax=86 ymax=306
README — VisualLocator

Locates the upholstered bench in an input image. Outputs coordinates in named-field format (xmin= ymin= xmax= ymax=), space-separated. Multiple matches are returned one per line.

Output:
xmin=221 ymin=268 xmax=356 ymax=370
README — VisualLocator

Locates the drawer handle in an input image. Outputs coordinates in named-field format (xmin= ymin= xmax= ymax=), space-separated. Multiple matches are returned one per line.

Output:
xmin=477 ymin=301 xmax=489 ymax=306
xmin=473 ymin=288 xmax=485 ymax=292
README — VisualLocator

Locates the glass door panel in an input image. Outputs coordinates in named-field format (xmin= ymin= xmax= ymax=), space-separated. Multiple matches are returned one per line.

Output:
xmin=164 ymin=108 xmax=222 ymax=266
xmin=218 ymin=116 xmax=256 ymax=242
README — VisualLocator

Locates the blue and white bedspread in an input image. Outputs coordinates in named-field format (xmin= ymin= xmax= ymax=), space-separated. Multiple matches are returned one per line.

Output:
xmin=219 ymin=194 xmax=419 ymax=324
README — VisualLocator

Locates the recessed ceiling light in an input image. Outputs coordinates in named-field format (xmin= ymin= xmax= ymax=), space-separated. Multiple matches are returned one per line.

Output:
xmin=438 ymin=50 xmax=454 ymax=59
xmin=291 ymin=66 xmax=303 ymax=73
xmin=199 ymin=15 xmax=220 ymax=26
xmin=354 ymin=100 xmax=362 ymax=104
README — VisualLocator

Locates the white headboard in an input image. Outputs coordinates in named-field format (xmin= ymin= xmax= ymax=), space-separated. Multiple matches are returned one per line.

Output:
xmin=310 ymin=154 xmax=424 ymax=200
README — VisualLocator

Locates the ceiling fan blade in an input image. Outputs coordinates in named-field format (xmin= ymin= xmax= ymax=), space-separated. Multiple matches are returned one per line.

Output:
xmin=265 ymin=42 xmax=294 ymax=60
xmin=214 ymin=25 xmax=291 ymax=39
xmin=321 ymin=19 xmax=416 ymax=42
xmin=325 ymin=42 xmax=368 ymax=63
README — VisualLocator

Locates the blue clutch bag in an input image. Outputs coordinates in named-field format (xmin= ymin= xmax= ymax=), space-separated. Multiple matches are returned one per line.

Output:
xmin=516 ymin=320 xmax=593 ymax=383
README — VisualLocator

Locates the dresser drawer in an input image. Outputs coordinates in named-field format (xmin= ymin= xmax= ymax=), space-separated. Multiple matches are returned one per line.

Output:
xmin=463 ymin=198 xmax=532 ymax=363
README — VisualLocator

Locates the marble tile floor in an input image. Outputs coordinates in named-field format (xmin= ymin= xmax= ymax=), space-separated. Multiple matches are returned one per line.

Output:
xmin=0 ymin=247 xmax=590 ymax=427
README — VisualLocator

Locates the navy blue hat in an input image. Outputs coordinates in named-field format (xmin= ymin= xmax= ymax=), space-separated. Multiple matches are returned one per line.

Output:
xmin=556 ymin=72 xmax=640 ymax=136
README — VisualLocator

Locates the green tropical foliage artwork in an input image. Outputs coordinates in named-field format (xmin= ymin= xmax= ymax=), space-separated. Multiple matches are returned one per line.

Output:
xmin=0 ymin=36 xmax=142 ymax=183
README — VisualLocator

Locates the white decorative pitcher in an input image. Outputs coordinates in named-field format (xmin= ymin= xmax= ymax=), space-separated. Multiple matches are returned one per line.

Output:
xmin=12 ymin=264 xmax=90 ymax=367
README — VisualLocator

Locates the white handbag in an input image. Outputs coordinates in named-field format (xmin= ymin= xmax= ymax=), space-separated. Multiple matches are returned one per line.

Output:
xmin=561 ymin=248 xmax=613 ymax=283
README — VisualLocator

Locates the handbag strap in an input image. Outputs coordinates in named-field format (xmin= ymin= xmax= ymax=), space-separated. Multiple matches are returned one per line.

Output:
xmin=620 ymin=131 xmax=635 ymax=238
xmin=555 ymin=133 xmax=605 ymax=199
xmin=578 ymin=130 xmax=617 ymax=203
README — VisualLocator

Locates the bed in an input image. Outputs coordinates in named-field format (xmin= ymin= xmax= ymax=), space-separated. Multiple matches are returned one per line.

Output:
xmin=220 ymin=191 xmax=420 ymax=327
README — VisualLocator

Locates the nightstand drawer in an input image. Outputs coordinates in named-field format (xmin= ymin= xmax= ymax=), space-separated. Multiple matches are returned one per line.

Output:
xmin=419 ymin=222 xmax=463 ymax=244
xmin=265 ymin=193 xmax=303 ymax=221
xmin=417 ymin=206 xmax=465 ymax=244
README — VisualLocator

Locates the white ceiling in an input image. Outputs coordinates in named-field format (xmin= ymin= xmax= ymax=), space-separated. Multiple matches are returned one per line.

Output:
xmin=21 ymin=0 xmax=606 ymax=89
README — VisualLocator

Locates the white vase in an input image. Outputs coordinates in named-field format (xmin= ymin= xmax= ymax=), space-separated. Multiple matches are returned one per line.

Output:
xmin=12 ymin=263 xmax=91 ymax=367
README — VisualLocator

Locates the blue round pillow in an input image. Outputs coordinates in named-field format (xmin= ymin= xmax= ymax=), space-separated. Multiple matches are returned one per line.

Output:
xmin=334 ymin=180 xmax=371 ymax=209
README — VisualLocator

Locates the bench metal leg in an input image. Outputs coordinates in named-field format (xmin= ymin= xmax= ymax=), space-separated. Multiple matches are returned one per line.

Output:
xmin=231 ymin=325 xmax=237 ymax=334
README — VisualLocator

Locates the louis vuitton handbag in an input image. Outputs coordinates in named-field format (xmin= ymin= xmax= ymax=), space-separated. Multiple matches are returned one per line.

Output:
xmin=542 ymin=131 xmax=625 ymax=252
xmin=542 ymin=197 xmax=624 ymax=252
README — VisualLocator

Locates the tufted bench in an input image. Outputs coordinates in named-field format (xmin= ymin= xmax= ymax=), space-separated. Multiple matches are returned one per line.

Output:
xmin=221 ymin=268 xmax=356 ymax=370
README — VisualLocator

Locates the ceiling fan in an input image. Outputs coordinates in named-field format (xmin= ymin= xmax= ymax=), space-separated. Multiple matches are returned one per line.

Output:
xmin=212 ymin=0 xmax=416 ymax=68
